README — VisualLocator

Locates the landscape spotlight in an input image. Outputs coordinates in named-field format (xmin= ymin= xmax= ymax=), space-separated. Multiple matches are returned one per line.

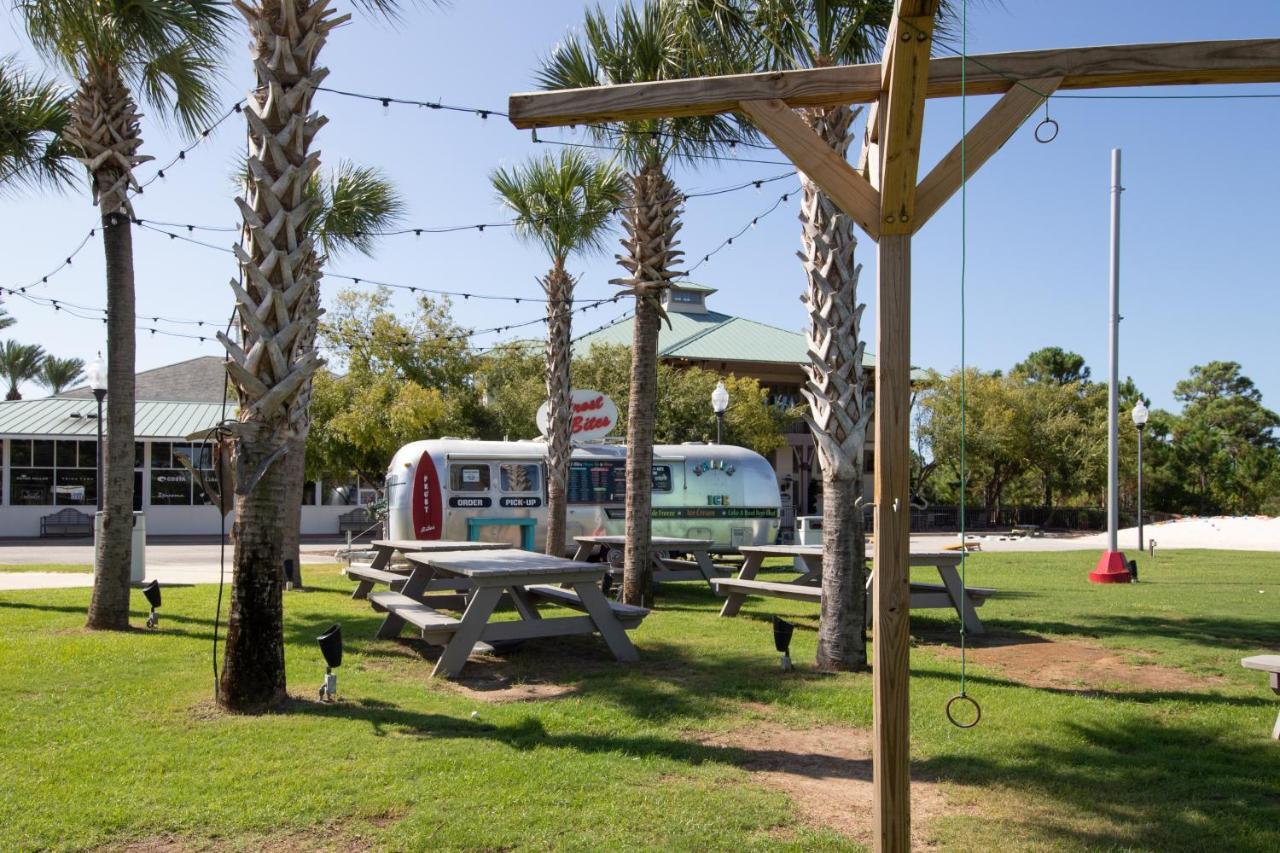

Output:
xmin=141 ymin=580 xmax=161 ymax=628
xmin=773 ymin=616 xmax=795 ymax=672
xmin=317 ymin=623 xmax=343 ymax=702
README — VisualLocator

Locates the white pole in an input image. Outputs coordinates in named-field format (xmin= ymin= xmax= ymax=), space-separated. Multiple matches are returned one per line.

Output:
xmin=1106 ymin=148 xmax=1122 ymax=554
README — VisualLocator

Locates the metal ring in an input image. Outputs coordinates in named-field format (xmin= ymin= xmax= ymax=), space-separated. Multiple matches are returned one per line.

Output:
xmin=946 ymin=693 xmax=982 ymax=729
xmin=1034 ymin=117 xmax=1059 ymax=144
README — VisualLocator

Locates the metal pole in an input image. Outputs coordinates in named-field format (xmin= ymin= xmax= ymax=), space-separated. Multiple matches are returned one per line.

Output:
xmin=1106 ymin=148 xmax=1122 ymax=555
xmin=715 ymin=412 xmax=724 ymax=445
xmin=1136 ymin=425 xmax=1145 ymax=552
xmin=94 ymin=389 xmax=106 ymax=511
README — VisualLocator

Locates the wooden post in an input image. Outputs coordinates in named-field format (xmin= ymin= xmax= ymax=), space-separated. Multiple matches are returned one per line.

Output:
xmin=873 ymin=233 xmax=913 ymax=853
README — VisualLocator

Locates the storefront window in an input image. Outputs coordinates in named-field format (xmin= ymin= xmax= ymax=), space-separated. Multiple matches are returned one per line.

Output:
xmin=9 ymin=439 xmax=97 ymax=506
xmin=149 ymin=442 xmax=217 ymax=506
xmin=302 ymin=481 xmax=318 ymax=506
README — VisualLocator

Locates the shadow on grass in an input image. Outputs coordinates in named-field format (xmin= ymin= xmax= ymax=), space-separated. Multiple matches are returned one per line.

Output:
xmin=919 ymin=716 xmax=1280 ymax=852
xmin=984 ymin=613 xmax=1280 ymax=652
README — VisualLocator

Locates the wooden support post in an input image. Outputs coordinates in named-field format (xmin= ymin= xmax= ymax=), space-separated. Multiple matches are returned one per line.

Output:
xmin=872 ymin=232 xmax=914 ymax=853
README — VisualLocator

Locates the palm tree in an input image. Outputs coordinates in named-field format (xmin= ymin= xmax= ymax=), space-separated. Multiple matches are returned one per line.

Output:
xmin=279 ymin=161 xmax=406 ymax=584
xmin=732 ymin=0 xmax=902 ymax=670
xmin=0 ymin=308 xmax=14 ymax=332
xmin=38 ymin=355 xmax=85 ymax=395
xmin=0 ymin=55 xmax=76 ymax=193
xmin=17 ymin=0 xmax=233 ymax=632
xmin=218 ymin=0 xmax=429 ymax=712
xmin=491 ymin=150 xmax=626 ymax=556
xmin=537 ymin=0 xmax=752 ymax=606
xmin=1 ymin=340 xmax=47 ymax=400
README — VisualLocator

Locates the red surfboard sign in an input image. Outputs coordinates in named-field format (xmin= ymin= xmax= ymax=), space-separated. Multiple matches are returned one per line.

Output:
xmin=410 ymin=450 xmax=443 ymax=539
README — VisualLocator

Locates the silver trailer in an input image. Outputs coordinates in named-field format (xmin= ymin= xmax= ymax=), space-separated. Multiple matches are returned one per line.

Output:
xmin=385 ymin=438 xmax=781 ymax=555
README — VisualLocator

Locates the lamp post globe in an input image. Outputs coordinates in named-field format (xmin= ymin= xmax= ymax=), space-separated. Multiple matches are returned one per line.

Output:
xmin=86 ymin=355 xmax=107 ymax=510
xmin=1132 ymin=400 xmax=1148 ymax=553
xmin=711 ymin=380 xmax=730 ymax=444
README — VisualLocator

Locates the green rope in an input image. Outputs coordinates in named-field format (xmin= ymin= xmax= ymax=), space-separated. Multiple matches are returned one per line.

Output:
xmin=958 ymin=0 xmax=969 ymax=698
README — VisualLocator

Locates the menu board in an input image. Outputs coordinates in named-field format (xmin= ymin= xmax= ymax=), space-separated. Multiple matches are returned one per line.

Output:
xmin=566 ymin=461 xmax=671 ymax=504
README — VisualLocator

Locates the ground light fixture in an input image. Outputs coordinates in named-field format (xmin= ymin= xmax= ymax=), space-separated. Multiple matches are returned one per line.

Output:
xmin=711 ymin=380 xmax=730 ymax=444
xmin=317 ymin=624 xmax=343 ymax=702
xmin=773 ymin=616 xmax=795 ymax=672
xmin=141 ymin=580 xmax=161 ymax=628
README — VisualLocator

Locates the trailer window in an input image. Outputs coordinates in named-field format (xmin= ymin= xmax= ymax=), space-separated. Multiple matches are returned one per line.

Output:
xmin=499 ymin=463 xmax=541 ymax=493
xmin=450 ymin=463 xmax=490 ymax=492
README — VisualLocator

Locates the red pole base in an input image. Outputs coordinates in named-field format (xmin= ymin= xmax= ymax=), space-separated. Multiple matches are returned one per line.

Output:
xmin=1090 ymin=550 xmax=1132 ymax=584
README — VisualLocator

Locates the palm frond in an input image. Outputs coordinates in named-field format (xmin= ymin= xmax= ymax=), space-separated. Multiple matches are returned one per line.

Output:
xmin=39 ymin=354 xmax=84 ymax=394
xmin=15 ymin=0 xmax=234 ymax=137
xmin=0 ymin=55 xmax=78 ymax=194
xmin=308 ymin=161 xmax=407 ymax=259
xmin=490 ymin=149 xmax=626 ymax=265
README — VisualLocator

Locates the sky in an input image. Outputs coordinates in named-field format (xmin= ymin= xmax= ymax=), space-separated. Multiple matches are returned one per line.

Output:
xmin=2 ymin=1 xmax=1278 ymax=412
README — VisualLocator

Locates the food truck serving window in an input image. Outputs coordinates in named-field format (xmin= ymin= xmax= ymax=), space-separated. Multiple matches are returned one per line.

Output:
xmin=499 ymin=463 xmax=541 ymax=493
xmin=567 ymin=461 xmax=672 ymax=504
xmin=449 ymin=463 xmax=490 ymax=492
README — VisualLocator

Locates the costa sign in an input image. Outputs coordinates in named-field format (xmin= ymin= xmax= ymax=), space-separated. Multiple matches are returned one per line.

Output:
xmin=536 ymin=390 xmax=619 ymax=441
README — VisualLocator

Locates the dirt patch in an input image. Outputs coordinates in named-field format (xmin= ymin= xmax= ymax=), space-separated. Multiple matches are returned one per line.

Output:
xmin=95 ymin=828 xmax=372 ymax=852
xmin=926 ymin=634 xmax=1226 ymax=693
xmin=699 ymin=723 xmax=974 ymax=848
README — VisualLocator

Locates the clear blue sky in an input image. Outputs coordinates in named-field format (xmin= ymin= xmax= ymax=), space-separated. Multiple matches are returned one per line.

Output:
xmin=2 ymin=1 xmax=1277 ymax=411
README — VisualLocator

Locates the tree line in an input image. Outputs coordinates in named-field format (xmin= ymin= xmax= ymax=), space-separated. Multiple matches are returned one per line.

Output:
xmin=915 ymin=348 xmax=1280 ymax=519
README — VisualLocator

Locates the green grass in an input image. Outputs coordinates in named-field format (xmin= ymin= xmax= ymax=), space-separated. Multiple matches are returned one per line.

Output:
xmin=0 ymin=563 xmax=91 ymax=573
xmin=0 ymin=551 xmax=1277 ymax=851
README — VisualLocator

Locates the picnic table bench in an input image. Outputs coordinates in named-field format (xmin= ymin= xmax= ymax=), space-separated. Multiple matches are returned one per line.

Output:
xmin=1241 ymin=655 xmax=1280 ymax=739
xmin=346 ymin=539 xmax=512 ymax=599
xmin=572 ymin=534 xmax=726 ymax=593
xmin=714 ymin=544 xmax=994 ymax=634
xmin=40 ymin=507 xmax=93 ymax=537
xmin=371 ymin=549 xmax=648 ymax=678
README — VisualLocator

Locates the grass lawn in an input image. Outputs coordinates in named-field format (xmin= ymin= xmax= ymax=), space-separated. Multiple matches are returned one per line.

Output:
xmin=0 ymin=549 xmax=1277 ymax=851
xmin=0 ymin=563 xmax=92 ymax=573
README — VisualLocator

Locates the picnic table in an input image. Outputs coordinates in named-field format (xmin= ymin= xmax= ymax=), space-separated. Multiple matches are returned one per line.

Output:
xmin=346 ymin=539 xmax=512 ymax=600
xmin=1241 ymin=655 xmax=1280 ymax=739
xmin=713 ymin=544 xmax=994 ymax=634
xmin=370 ymin=549 xmax=648 ymax=678
xmin=572 ymin=534 xmax=725 ymax=592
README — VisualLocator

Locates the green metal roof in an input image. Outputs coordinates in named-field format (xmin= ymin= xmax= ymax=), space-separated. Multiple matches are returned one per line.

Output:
xmin=669 ymin=281 xmax=717 ymax=293
xmin=0 ymin=397 xmax=231 ymax=439
xmin=575 ymin=308 xmax=879 ymax=370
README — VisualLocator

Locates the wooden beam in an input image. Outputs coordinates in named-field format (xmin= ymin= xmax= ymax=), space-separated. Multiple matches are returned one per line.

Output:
xmin=913 ymin=76 xmax=1063 ymax=229
xmin=878 ymin=14 xmax=936 ymax=233
xmin=872 ymin=233 xmax=914 ymax=853
xmin=739 ymin=99 xmax=881 ymax=240
xmin=508 ymin=38 xmax=1280 ymax=128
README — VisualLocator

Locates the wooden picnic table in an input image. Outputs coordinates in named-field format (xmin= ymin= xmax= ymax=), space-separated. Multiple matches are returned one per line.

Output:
xmin=714 ymin=544 xmax=994 ymax=634
xmin=572 ymin=534 xmax=725 ymax=592
xmin=1241 ymin=655 xmax=1280 ymax=739
xmin=347 ymin=539 xmax=513 ymax=599
xmin=370 ymin=549 xmax=648 ymax=678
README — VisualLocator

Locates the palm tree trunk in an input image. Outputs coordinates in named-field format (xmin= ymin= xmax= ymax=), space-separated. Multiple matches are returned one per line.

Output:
xmin=543 ymin=263 xmax=573 ymax=556
xmin=280 ymin=254 xmax=323 ymax=586
xmin=66 ymin=65 xmax=146 ymax=632
xmin=218 ymin=0 xmax=343 ymax=712
xmin=613 ymin=163 xmax=683 ymax=608
xmin=800 ymin=102 xmax=871 ymax=671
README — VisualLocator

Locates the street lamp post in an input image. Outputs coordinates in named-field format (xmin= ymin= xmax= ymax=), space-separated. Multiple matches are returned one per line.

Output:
xmin=1132 ymin=400 xmax=1148 ymax=553
xmin=85 ymin=356 xmax=108 ymax=510
xmin=711 ymin=380 xmax=730 ymax=445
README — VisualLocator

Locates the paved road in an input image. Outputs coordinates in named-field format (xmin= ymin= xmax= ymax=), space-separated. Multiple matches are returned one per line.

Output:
xmin=0 ymin=538 xmax=352 ymax=590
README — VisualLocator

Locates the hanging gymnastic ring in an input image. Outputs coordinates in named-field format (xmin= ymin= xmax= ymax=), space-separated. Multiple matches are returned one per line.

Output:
xmin=1034 ymin=117 xmax=1059 ymax=144
xmin=946 ymin=693 xmax=982 ymax=729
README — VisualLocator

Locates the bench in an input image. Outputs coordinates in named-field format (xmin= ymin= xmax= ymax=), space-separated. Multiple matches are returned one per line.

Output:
xmin=1241 ymin=655 xmax=1280 ymax=739
xmin=369 ymin=591 xmax=462 ymax=644
xmin=713 ymin=577 xmax=823 ymax=604
xmin=338 ymin=507 xmax=377 ymax=537
xmin=525 ymin=584 xmax=650 ymax=629
xmin=345 ymin=565 xmax=410 ymax=598
xmin=40 ymin=508 xmax=93 ymax=537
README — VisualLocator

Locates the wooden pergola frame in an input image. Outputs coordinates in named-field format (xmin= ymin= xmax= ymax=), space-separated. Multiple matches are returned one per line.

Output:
xmin=507 ymin=5 xmax=1280 ymax=849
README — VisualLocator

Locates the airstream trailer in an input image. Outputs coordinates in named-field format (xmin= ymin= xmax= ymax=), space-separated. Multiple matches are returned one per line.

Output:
xmin=385 ymin=439 xmax=781 ymax=554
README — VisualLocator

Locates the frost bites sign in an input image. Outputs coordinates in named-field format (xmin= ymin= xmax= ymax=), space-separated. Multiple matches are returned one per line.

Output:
xmin=536 ymin=390 xmax=619 ymax=441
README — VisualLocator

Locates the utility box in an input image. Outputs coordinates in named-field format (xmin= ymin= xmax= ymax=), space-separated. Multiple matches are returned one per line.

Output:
xmin=94 ymin=511 xmax=146 ymax=583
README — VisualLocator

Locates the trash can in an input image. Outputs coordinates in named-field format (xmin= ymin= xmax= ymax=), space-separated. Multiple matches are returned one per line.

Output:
xmin=795 ymin=516 xmax=823 ymax=573
xmin=93 ymin=511 xmax=146 ymax=583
